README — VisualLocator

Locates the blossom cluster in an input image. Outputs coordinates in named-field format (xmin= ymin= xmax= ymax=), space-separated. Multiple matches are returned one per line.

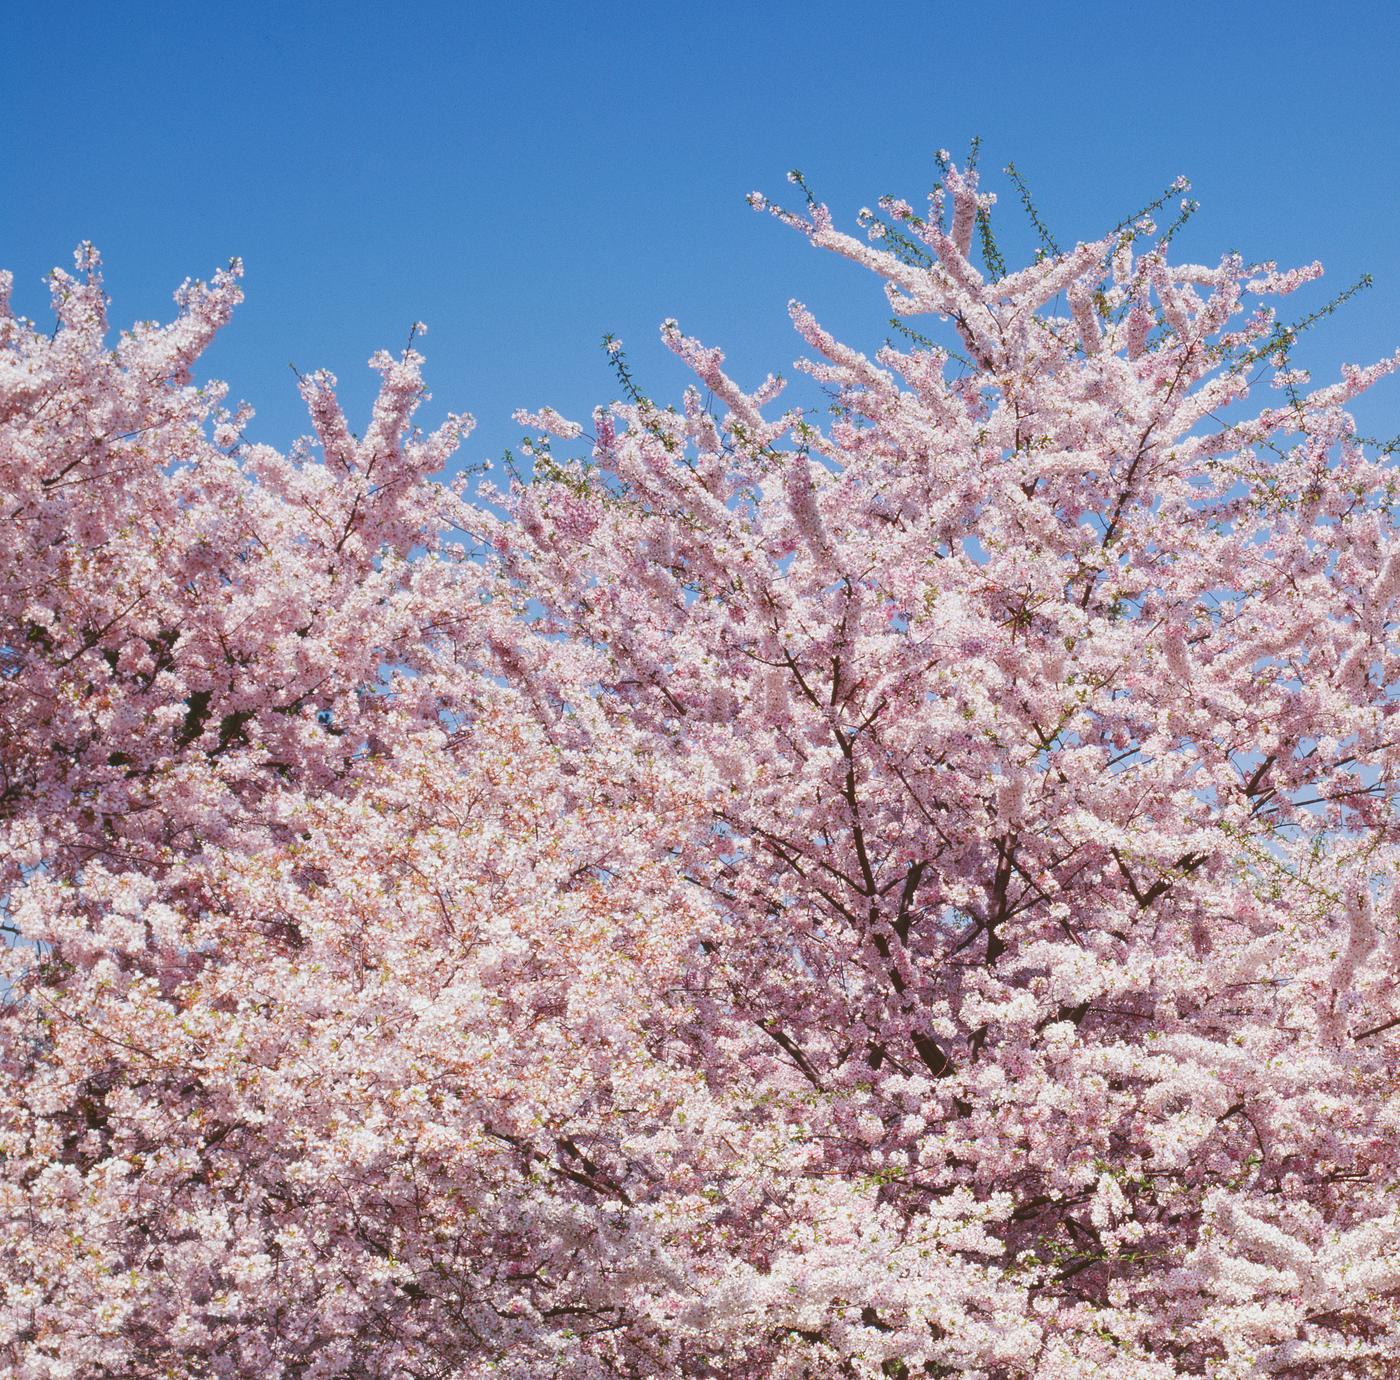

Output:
xmin=5 ymin=164 xmax=1400 ymax=1377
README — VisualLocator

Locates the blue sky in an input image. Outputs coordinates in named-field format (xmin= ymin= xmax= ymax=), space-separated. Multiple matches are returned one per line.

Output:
xmin=6 ymin=1 xmax=1400 ymax=465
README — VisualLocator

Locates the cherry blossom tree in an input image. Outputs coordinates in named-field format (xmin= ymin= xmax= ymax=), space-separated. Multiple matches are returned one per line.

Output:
xmin=6 ymin=157 xmax=1400 ymax=1378
xmin=0 ymin=248 xmax=476 ymax=890
xmin=480 ymin=164 xmax=1400 ymax=1375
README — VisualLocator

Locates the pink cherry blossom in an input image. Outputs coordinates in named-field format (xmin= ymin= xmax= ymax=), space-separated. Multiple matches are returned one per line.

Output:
xmin=7 ymin=163 xmax=1400 ymax=1377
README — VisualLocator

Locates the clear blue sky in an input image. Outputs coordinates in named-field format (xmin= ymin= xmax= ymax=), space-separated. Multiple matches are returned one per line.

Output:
xmin=6 ymin=1 xmax=1400 ymax=465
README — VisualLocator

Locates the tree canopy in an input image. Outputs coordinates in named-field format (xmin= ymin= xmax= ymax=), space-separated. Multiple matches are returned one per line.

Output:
xmin=5 ymin=162 xmax=1400 ymax=1377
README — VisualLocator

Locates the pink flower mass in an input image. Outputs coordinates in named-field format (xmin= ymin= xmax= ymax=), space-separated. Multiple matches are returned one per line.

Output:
xmin=5 ymin=164 xmax=1400 ymax=1377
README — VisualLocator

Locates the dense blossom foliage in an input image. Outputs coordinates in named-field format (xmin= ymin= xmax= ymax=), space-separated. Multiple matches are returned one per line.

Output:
xmin=0 ymin=251 xmax=474 ymax=888
xmin=5 ymin=164 xmax=1400 ymax=1377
